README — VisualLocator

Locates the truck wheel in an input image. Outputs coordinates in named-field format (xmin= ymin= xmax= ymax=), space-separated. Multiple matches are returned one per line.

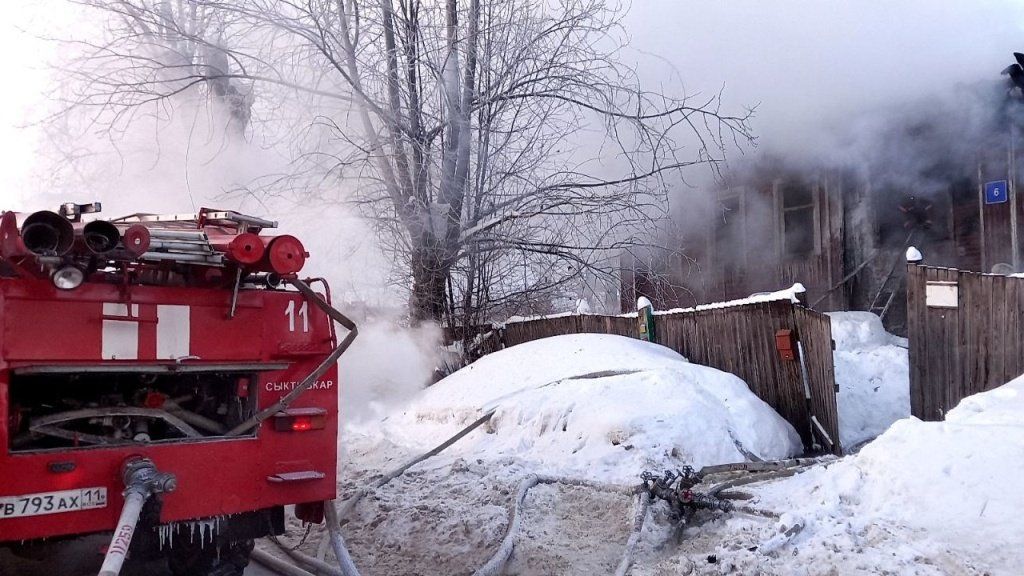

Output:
xmin=167 ymin=538 xmax=254 ymax=576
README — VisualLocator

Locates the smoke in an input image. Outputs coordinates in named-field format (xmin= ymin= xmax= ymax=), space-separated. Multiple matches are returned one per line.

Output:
xmin=338 ymin=320 xmax=442 ymax=423
xmin=7 ymin=2 xmax=1023 ymax=392
xmin=625 ymin=0 xmax=1024 ymax=165
xmin=613 ymin=1 xmax=1024 ymax=293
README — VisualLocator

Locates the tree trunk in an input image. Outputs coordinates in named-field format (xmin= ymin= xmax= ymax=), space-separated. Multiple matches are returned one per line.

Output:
xmin=410 ymin=244 xmax=449 ymax=323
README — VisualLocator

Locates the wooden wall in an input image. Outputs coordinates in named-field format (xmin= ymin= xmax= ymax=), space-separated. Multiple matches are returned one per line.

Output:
xmin=776 ymin=174 xmax=847 ymax=312
xmin=504 ymin=314 xmax=636 ymax=345
xmin=487 ymin=301 xmax=842 ymax=454
xmin=907 ymin=263 xmax=1024 ymax=420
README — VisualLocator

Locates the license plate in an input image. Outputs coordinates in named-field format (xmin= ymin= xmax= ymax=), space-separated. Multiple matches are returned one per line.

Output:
xmin=0 ymin=487 xmax=108 ymax=519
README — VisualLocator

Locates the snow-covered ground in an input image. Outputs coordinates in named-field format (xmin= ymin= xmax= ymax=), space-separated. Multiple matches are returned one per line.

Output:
xmin=686 ymin=376 xmax=1024 ymax=575
xmin=311 ymin=323 xmax=1021 ymax=575
xmin=321 ymin=333 xmax=803 ymax=574
xmin=830 ymin=311 xmax=910 ymax=448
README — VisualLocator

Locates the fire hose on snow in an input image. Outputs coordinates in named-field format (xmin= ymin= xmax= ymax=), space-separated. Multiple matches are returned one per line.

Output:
xmin=255 ymin=508 xmax=362 ymax=576
xmin=243 ymin=281 xmax=831 ymax=576
xmin=472 ymin=474 xmax=641 ymax=576
xmin=254 ymin=439 xmax=827 ymax=576
xmin=471 ymin=457 xmax=833 ymax=576
xmin=281 ymin=414 xmax=828 ymax=576
xmin=614 ymin=492 xmax=651 ymax=576
xmin=97 ymin=457 xmax=177 ymax=576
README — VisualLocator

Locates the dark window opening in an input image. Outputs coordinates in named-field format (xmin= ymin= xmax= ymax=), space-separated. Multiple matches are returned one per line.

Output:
xmin=784 ymin=209 xmax=815 ymax=255
xmin=780 ymin=181 xmax=816 ymax=258
xmin=714 ymin=196 xmax=745 ymax=274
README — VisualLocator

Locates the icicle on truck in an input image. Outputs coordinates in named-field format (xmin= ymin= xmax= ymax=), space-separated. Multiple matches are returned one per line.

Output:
xmin=0 ymin=203 xmax=356 ymax=575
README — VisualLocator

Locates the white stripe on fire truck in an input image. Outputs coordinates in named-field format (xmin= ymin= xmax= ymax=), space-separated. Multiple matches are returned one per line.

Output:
xmin=101 ymin=302 xmax=139 ymax=360
xmin=156 ymin=305 xmax=190 ymax=360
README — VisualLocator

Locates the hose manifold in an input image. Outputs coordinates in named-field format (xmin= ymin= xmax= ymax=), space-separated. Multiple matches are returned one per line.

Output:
xmin=121 ymin=456 xmax=177 ymax=497
xmin=97 ymin=457 xmax=177 ymax=576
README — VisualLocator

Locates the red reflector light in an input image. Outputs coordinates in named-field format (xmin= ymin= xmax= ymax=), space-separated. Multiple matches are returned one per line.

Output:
xmin=273 ymin=408 xmax=327 ymax=432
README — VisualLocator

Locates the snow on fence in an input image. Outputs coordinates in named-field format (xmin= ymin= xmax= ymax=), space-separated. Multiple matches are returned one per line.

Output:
xmin=907 ymin=263 xmax=1024 ymax=420
xmin=450 ymin=300 xmax=842 ymax=454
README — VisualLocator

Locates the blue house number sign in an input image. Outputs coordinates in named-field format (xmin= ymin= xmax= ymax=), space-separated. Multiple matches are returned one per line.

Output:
xmin=985 ymin=180 xmax=1009 ymax=205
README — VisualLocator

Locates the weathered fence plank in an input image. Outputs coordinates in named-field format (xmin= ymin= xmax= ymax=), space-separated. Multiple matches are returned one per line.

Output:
xmin=794 ymin=306 xmax=841 ymax=453
xmin=907 ymin=264 xmax=925 ymax=418
xmin=907 ymin=263 xmax=1024 ymax=420
xmin=456 ymin=300 xmax=842 ymax=454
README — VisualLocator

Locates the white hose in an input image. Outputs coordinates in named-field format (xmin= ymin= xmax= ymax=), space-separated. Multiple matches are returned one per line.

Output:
xmin=262 ymin=537 xmax=343 ymax=576
xmin=97 ymin=490 xmax=148 ymax=576
xmin=472 ymin=475 xmax=636 ymax=576
xmin=324 ymin=500 xmax=362 ymax=576
xmin=313 ymin=410 xmax=498 ymax=574
xmin=613 ymin=492 xmax=651 ymax=576
xmin=256 ymin=503 xmax=358 ymax=576
xmin=472 ymin=475 xmax=541 ymax=576
xmin=251 ymin=548 xmax=318 ymax=576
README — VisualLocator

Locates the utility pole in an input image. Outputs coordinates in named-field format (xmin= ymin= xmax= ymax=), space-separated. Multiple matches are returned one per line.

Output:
xmin=1011 ymin=124 xmax=1020 ymax=271
xmin=978 ymin=159 xmax=987 ymax=272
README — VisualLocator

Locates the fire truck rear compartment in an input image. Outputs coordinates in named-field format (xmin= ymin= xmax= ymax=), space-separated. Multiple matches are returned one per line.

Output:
xmin=8 ymin=369 xmax=258 ymax=452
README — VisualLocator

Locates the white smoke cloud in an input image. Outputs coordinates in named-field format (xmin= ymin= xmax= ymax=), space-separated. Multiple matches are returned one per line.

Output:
xmin=625 ymin=0 xmax=1024 ymax=160
xmin=338 ymin=320 xmax=442 ymax=423
xmin=0 ymin=3 xmax=442 ymax=420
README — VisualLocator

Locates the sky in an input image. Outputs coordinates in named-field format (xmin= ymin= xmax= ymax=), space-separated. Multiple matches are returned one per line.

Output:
xmin=2 ymin=1 xmax=1024 ymax=306
xmin=0 ymin=1 xmax=58 ymax=197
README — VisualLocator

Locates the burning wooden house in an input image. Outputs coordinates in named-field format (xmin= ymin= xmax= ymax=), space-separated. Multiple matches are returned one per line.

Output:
xmin=623 ymin=59 xmax=1024 ymax=336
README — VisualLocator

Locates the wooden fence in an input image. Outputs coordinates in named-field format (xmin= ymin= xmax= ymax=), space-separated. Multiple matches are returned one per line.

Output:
xmin=907 ymin=263 xmax=1024 ymax=420
xmin=454 ymin=300 xmax=842 ymax=454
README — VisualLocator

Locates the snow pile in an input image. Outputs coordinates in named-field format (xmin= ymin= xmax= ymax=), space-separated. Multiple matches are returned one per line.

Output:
xmin=382 ymin=334 xmax=802 ymax=483
xmin=905 ymin=245 xmax=923 ymax=262
xmin=829 ymin=312 xmax=909 ymax=447
xmin=755 ymin=377 xmax=1024 ymax=575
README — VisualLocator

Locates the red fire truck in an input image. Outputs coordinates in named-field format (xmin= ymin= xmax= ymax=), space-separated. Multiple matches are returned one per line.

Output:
xmin=0 ymin=203 xmax=355 ymax=575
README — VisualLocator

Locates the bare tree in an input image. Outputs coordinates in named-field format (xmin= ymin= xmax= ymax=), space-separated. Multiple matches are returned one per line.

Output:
xmin=58 ymin=0 xmax=753 ymax=325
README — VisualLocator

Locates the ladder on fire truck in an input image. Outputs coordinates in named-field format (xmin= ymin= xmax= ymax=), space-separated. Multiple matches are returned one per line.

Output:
xmin=113 ymin=209 xmax=278 ymax=230
xmin=110 ymin=209 xmax=279 ymax=267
